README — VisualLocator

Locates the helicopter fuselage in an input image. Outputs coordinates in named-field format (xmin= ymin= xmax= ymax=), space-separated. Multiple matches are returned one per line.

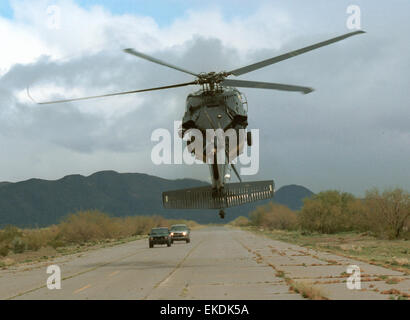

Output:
xmin=181 ymin=87 xmax=248 ymax=192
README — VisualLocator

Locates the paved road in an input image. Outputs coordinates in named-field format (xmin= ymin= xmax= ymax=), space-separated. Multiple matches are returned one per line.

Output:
xmin=0 ymin=227 xmax=408 ymax=300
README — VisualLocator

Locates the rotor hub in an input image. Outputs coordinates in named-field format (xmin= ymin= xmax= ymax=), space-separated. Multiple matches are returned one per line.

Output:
xmin=197 ymin=72 xmax=229 ymax=85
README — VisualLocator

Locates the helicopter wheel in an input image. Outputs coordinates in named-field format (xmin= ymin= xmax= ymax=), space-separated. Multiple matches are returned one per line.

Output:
xmin=219 ymin=210 xmax=225 ymax=219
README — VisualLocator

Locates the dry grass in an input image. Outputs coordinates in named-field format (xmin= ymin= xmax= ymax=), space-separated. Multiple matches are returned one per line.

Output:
xmin=385 ymin=277 xmax=402 ymax=285
xmin=275 ymin=270 xmax=285 ymax=278
xmin=381 ymin=288 xmax=402 ymax=295
xmin=288 ymin=279 xmax=328 ymax=300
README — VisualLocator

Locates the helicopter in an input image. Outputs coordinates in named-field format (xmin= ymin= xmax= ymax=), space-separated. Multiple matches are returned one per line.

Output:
xmin=31 ymin=30 xmax=365 ymax=219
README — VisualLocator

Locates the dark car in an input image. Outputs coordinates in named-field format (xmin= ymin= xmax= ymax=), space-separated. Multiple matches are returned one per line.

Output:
xmin=149 ymin=227 xmax=171 ymax=248
xmin=169 ymin=224 xmax=190 ymax=243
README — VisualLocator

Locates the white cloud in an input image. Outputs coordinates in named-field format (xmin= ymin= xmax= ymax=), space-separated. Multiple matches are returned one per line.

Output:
xmin=2 ymin=0 xmax=293 ymax=74
xmin=0 ymin=16 xmax=48 ymax=75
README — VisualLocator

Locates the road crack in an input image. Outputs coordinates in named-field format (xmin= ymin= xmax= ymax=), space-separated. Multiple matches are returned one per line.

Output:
xmin=142 ymin=240 xmax=203 ymax=300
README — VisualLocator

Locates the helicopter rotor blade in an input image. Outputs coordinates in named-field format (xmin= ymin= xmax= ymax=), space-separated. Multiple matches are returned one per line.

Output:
xmin=221 ymin=79 xmax=313 ymax=94
xmin=123 ymin=48 xmax=199 ymax=77
xmin=228 ymin=30 xmax=365 ymax=76
xmin=33 ymin=81 xmax=198 ymax=105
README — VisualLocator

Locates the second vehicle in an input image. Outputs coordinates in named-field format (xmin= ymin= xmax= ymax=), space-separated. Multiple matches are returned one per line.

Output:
xmin=170 ymin=224 xmax=191 ymax=244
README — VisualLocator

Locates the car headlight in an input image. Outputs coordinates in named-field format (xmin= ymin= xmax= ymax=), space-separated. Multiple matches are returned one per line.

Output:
xmin=170 ymin=232 xmax=174 ymax=236
xmin=182 ymin=232 xmax=186 ymax=236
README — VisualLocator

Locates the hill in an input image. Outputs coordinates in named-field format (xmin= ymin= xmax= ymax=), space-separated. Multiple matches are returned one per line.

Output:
xmin=273 ymin=184 xmax=314 ymax=210
xmin=0 ymin=171 xmax=314 ymax=227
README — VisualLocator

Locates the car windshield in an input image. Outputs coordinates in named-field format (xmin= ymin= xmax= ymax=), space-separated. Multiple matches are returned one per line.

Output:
xmin=151 ymin=228 xmax=169 ymax=235
xmin=171 ymin=225 xmax=188 ymax=231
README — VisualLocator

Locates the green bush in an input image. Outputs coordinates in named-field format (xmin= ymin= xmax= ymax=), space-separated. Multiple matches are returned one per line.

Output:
xmin=362 ymin=188 xmax=410 ymax=239
xmin=298 ymin=191 xmax=358 ymax=234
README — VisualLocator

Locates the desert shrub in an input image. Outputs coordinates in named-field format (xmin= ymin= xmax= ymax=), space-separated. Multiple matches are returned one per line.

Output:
xmin=58 ymin=210 xmax=118 ymax=243
xmin=0 ymin=225 xmax=22 ymax=243
xmin=48 ymin=239 xmax=66 ymax=249
xmin=298 ymin=191 xmax=358 ymax=234
xmin=24 ymin=231 xmax=44 ymax=251
xmin=362 ymin=188 xmax=410 ymax=239
xmin=229 ymin=216 xmax=250 ymax=227
xmin=24 ymin=227 xmax=60 ymax=251
xmin=249 ymin=202 xmax=298 ymax=230
xmin=113 ymin=215 xmax=167 ymax=237
xmin=0 ymin=226 xmax=25 ymax=254
xmin=347 ymin=198 xmax=369 ymax=230
xmin=0 ymin=245 xmax=9 ymax=257
xmin=404 ymin=218 xmax=410 ymax=239
xmin=11 ymin=237 xmax=27 ymax=254
xmin=249 ymin=205 xmax=266 ymax=226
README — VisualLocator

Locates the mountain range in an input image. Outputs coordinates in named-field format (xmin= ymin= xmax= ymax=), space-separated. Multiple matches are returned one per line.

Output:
xmin=0 ymin=171 xmax=313 ymax=227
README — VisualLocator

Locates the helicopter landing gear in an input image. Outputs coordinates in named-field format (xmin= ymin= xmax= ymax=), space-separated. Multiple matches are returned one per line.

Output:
xmin=219 ymin=210 xmax=225 ymax=219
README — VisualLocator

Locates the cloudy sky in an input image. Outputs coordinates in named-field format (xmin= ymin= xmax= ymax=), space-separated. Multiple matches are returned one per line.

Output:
xmin=0 ymin=0 xmax=409 ymax=196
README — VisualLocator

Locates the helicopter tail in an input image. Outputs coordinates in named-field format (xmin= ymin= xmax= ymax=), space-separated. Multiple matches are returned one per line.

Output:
xmin=162 ymin=180 xmax=274 ymax=210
